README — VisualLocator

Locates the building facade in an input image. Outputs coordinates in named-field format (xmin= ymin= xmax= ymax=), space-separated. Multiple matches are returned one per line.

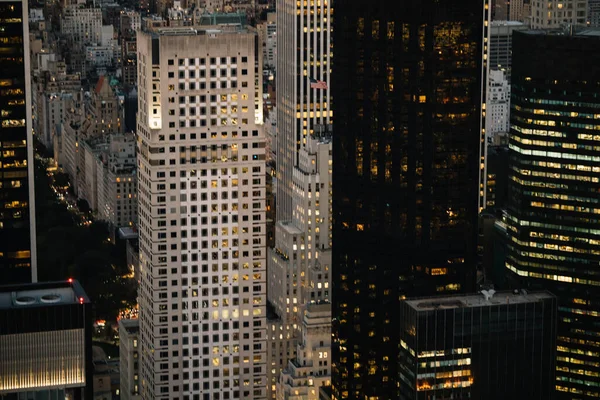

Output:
xmin=398 ymin=291 xmax=557 ymax=399
xmin=509 ymin=0 xmax=532 ymax=22
xmin=0 ymin=0 xmax=37 ymax=284
xmin=257 ymin=12 xmax=276 ymax=70
xmin=119 ymin=319 xmax=142 ymax=400
xmin=0 ymin=280 xmax=93 ymax=399
xmin=136 ymin=23 xmax=267 ymax=399
xmin=275 ymin=0 xmax=332 ymax=223
xmin=332 ymin=0 xmax=488 ymax=398
xmin=590 ymin=0 xmax=600 ymax=26
xmin=486 ymin=69 xmax=510 ymax=141
xmin=506 ymin=30 xmax=600 ymax=399
xmin=61 ymin=5 xmax=103 ymax=47
xmin=277 ymin=303 xmax=331 ymax=400
xmin=270 ymin=0 xmax=332 ymax=396
xmin=267 ymin=131 xmax=332 ymax=398
xmin=489 ymin=20 xmax=527 ymax=81
xmin=79 ymin=133 xmax=137 ymax=229
xmin=531 ymin=0 xmax=587 ymax=28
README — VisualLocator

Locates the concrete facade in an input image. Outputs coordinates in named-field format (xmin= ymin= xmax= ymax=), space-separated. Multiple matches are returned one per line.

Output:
xmin=136 ymin=23 xmax=267 ymax=400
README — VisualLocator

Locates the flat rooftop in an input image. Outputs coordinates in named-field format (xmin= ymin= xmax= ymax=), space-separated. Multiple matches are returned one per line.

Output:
xmin=119 ymin=318 xmax=140 ymax=334
xmin=145 ymin=20 xmax=247 ymax=36
xmin=0 ymin=280 xmax=90 ymax=309
xmin=491 ymin=20 xmax=526 ymax=26
xmin=405 ymin=290 xmax=554 ymax=311
xmin=520 ymin=28 xmax=600 ymax=39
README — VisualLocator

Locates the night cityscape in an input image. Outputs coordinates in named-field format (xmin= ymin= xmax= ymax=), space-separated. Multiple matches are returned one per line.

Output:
xmin=0 ymin=0 xmax=599 ymax=399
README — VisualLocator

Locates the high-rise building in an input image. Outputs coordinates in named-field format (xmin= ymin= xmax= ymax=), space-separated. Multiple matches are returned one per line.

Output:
xmin=267 ymin=131 xmax=332 ymax=398
xmin=269 ymin=0 xmax=333 ymax=396
xmin=506 ymin=29 xmax=600 ymax=399
xmin=0 ymin=0 xmax=37 ymax=284
xmin=489 ymin=20 xmax=527 ymax=80
xmin=530 ymin=0 xmax=587 ymax=29
xmin=119 ymin=318 xmax=142 ymax=400
xmin=0 ymin=280 xmax=93 ymax=399
xmin=332 ymin=1 xmax=488 ymax=398
xmin=398 ymin=290 xmax=557 ymax=399
xmin=136 ymin=22 xmax=267 ymax=399
xmin=275 ymin=0 xmax=332 ymax=223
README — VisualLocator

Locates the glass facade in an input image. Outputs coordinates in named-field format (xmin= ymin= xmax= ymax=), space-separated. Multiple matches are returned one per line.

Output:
xmin=0 ymin=0 xmax=36 ymax=284
xmin=398 ymin=291 xmax=557 ymax=400
xmin=506 ymin=31 xmax=600 ymax=399
xmin=0 ymin=280 xmax=93 ymax=399
xmin=332 ymin=1 xmax=487 ymax=398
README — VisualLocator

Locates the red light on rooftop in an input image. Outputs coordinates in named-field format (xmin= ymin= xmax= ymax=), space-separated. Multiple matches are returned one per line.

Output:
xmin=68 ymin=278 xmax=73 ymax=283
xmin=79 ymin=297 xmax=84 ymax=304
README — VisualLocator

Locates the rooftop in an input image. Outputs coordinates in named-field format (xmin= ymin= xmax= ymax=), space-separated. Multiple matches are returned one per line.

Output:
xmin=491 ymin=20 xmax=526 ymax=27
xmin=118 ymin=226 xmax=138 ymax=240
xmin=405 ymin=290 xmax=554 ymax=311
xmin=119 ymin=318 xmax=139 ymax=334
xmin=0 ymin=280 xmax=90 ymax=309
xmin=520 ymin=28 xmax=600 ymax=39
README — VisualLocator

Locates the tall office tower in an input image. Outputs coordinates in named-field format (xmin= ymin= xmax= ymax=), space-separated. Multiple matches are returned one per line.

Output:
xmin=507 ymin=30 xmax=600 ymax=399
xmin=119 ymin=319 xmax=142 ymax=400
xmin=275 ymin=0 xmax=332 ymax=222
xmin=0 ymin=280 xmax=93 ymax=399
xmin=269 ymin=0 xmax=332 ymax=396
xmin=489 ymin=21 xmax=527 ymax=80
xmin=531 ymin=0 xmax=587 ymax=28
xmin=332 ymin=0 xmax=487 ymax=398
xmin=0 ymin=0 xmax=37 ymax=284
xmin=136 ymin=22 xmax=267 ymax=400
xmin=398 ymin=291 xmax=557 ymax=399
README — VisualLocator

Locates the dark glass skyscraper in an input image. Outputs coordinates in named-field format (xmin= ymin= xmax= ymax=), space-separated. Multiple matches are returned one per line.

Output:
xmin=507 ymin=30 xmax=600 ymax=399
xmin=398 ymin=291 xmax=557 ymax=400
xmin=0 ymin=0 xmax=37 ymax=284
xmin=332 ymin=1 xmax=487 ymax=398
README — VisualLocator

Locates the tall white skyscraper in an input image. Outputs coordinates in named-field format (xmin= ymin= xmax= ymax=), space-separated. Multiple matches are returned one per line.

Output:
xmin=268 ymin=0 xmax=333 ymax=396
xmin=136 ymin=22 xmax=267 ymax=400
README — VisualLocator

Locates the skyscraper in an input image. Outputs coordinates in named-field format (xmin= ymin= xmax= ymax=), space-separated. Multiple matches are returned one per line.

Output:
xmin=332 ymin=1 xmax=487 ymax=398
xmin=0 ymin=0 xmax=37 ymax=284
xmin=275 ymin=0 xmax=332 ymax=222
xmin=506 ymin=29 xmax=600 ymax=399
xmin=268 ymin=0 xmax=333 ymax=395
xmin=398 ymin=290 xmax=557 ymax=400
xmin=136 ymin=22 xmax=267 ymax=399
